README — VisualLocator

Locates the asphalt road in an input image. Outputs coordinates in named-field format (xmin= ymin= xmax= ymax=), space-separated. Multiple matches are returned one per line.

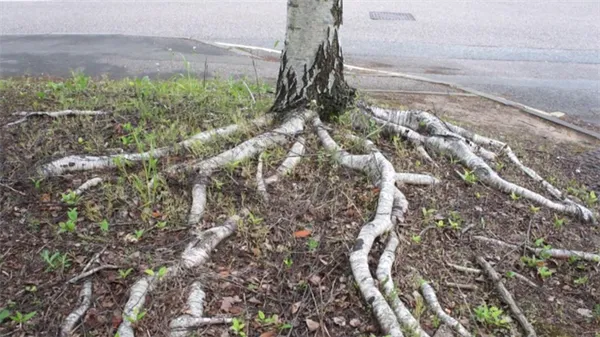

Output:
xmin=1 ymin=0 xmax=599 ymax=124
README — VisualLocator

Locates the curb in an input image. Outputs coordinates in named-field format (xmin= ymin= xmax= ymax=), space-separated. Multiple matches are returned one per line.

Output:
xmin=214 ymin=42 xmax=600 ymax=142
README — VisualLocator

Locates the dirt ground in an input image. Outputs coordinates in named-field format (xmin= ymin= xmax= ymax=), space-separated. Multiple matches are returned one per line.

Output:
xmin=1 ymin=76 xmax=599 ymax=337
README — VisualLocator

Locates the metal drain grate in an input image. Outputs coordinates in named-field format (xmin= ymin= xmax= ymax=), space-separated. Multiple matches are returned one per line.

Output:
xmin=369 ymin=12 xmax=415 ymax=21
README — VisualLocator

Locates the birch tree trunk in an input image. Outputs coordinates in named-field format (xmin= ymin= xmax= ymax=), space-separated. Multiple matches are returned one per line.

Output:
xmin=272 ymin=0 xmax=354 ymax=117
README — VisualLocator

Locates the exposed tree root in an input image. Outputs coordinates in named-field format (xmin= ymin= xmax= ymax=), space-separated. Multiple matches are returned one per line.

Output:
xmin=264 ymin=136 xmax=306 ymax=185
xmin=117 ymin=216 xmax=238 ymax=337
xmin=315 ymin=116 xmax=406 ymax=337
xmin=256 ymin=152 xmax=269 ymax=202
xmin=39 ymin=116 xmax=272 ymax=176
xmin=395 ymin=173 xmax=439 ymax=186
xmin=166 ymin=111 xmax=314 ymax=175
xmin=476 ymin=257 xmax=538 ymax=337
xmin=473 ymin=236 xmax=600 ymax=262
xmin=5 ymin=110 xmax=109 ymax=127
xmin=420 ymin=282 xmax=473 ymax=337
xmin=188 ymin=183 xmax=207 ymax=226
xmin=73 ymin=177 xmax=103 ymax=196
xmin=169 ymin=282 xmax=233 ymax=337
xmin=60 ymin=280 xmax=92 ymax=337
xmin=376 ymin=233 xmax=430 ymax=337
xmin=391 ymin=188 xmax=409 ymax=224
xmin=44 ymin=102 xmax=595 ymax=337
xmin=445 ymin=123 xmax=564 ymax=200
xmin=359 ymin=103 xmax=595 ymax=223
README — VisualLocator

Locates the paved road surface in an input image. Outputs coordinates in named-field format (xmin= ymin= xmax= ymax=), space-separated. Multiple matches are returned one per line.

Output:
xmin=1 ymin=0 xmax=599 ymax=124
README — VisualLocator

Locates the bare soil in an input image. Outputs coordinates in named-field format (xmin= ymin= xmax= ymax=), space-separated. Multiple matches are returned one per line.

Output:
xmin=1 ymin=76 xmax=599 ymax=337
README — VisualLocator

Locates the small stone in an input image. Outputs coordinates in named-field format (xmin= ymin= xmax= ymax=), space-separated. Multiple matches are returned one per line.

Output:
xmin=333 ymin=316 xmax=346 ymax=327
xmin=563 ymin=285 xmax=572 ymax=291
xmin=576 ymin=308 xmax=593 ymax=318
xmin=349 ymin=318 xmax=361 ymax=327
xmin=475 ymin=206 xmax=483 ymax=212
xmin=548 ymin=296 xmax=555 ymax=302
xmin=305 ymin=318 xmax=320 ymax=331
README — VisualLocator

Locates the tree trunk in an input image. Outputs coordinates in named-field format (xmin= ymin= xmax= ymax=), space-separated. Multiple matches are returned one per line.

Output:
xmin=272 ymin=0 xmax=354 ymax=118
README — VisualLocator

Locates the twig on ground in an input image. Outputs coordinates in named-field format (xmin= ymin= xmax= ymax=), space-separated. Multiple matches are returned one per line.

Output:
xmin=446 ymin=263 xmax=481 ymax=275
xmin=512 ymin=272 xmax=539 ymax=288
xmin=0 ymin=183 xmax=26 ymax=195
xmin=67 ymin=265 xmax=119 ymax=284
xmin=476 ymin=257 xmax=537 ymax=337
xmin=445 ymin=282 xmax=478 ymax=291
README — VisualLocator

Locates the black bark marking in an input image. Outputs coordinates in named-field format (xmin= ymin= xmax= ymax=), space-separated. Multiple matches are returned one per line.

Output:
xmin=271 ymin=0 xmax=354 ymax=118
xmin=353 ymin=238 xmax=364 ymax=252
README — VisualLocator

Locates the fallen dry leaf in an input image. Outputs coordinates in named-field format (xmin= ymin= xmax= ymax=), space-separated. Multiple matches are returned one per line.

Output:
xmin=309 ymin=274 xmax=321 ymax=285
xmin=291 ymin=301 xmax=302 ymax=314
xmin=294 ymin=229 xmax=311 ymax=238
xmin=220 ymin=296 xmax=242 ymax=312
xmin=349 ymin=318 xmax=361 ymax=327
xmin=40 ymin=194 xmax=51 ymax=202
xmin=259 ymin=331 xmax=276 ymax=337
xmin=305 ymin=318 xmax=320 ymax=331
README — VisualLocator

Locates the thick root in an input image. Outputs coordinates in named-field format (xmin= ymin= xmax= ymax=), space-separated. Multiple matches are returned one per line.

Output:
xmin=473 ymin=236 xmax=600 ymax=262
xmin=376 ymin=233 xmax=430 ymax=337
xmin=360 ymin=103 xmax=595 ymax=223
xmin=39 ymin=116 xmax=272 ymax=176
xmin=188 ymin=183 xmax=207 ymax=226
xmin=314 ymin=117 xmax=408 ymax=337
xmin=391 ymin=188 xmax=409 ymax=224
xmin=166 ymin=111 xmax=314 ymax=175
xmin=264 ymin=137 xmax=306 ymax=185
xmin=476 ymin=257 xmax=537 ymax=337
xmin=445 ymin=123 xmax=564 ymax=200
xmin=420 ymin=282 xmax=472 ymax=337
xmin=5 ymin=110 xmax=109 ymax=127
xmin=117 ymin=217 xmax=237 ymax=337
xmin=395 ymin=173 xmax=439 ymax=186
xmin=169 ymin=282 xmax=233 ymax=337
xmin=60 ymin=280 xmax=92 ymax=337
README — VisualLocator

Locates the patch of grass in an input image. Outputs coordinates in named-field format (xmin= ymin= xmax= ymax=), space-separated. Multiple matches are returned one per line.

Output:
xmin=40 ymin=250 xmax=71 ymax=272
xmin=58 ymin=208 xmax=78 ymax=233
xmin=473 ymin=303 xmax=509 ymax=329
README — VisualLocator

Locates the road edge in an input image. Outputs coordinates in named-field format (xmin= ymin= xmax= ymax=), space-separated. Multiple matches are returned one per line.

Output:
xmin=213 ymin=42 xmax=600 ymax=141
